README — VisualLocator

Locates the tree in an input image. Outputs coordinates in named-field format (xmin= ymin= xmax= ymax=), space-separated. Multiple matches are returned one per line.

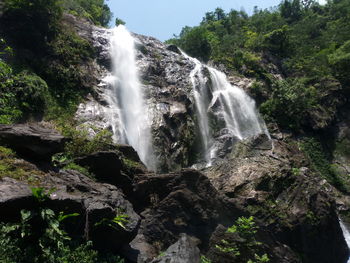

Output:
xmin=280 ymin=0 xmax=302 ymax=22
xmin=115 ymin=17 xmax=126 ymax=26
xmin=178 ymin=27 xmax=212 ymax=62
xmin=2 ymin=0 xmax=63 ymax=50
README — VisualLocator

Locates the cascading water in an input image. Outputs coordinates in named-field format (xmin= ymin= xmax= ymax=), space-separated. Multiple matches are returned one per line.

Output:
xmin=106 ymin=25 xmax=155 ymax=170
xmin=181 ymin=52 xmax=215 ymax=163
xmin=340 ymin=218 xmax=350 ymax=263
xmin=182 ymin=51 xmax=269 ymax=165
xmin=208 ymin=67 xmax=269 ymax=140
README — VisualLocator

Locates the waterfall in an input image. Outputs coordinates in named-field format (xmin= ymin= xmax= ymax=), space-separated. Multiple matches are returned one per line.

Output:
xmin=182 ymin=51 xmax=269 ymax=164
xmin=181 ymin=52 xmax=215 ymax=163
xmin=208 ymin=67 xmax=268 ymax=140
xmin=106 ymin=25 xmax=155 ymax=170
xmin=340 ymin=218 xmax=350 ymax=263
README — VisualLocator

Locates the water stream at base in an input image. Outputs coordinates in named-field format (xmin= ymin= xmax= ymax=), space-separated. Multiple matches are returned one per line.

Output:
xmin=340 ymin=218 xmax=350 ymax=263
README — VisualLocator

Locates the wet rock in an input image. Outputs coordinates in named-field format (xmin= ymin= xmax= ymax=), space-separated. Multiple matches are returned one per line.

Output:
xmin=0 ymin=123 xmax=66 ymax=161
xmin=151 ymin=234 xmax=201 ymax=263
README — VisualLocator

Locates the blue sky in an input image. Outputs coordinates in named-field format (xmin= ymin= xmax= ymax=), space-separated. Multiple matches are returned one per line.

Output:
xmin=107 ymin=0 xmax=284 ymax=41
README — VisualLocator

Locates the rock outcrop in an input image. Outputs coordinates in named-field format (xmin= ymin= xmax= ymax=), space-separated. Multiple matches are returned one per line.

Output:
xmin=204 ymin=134 xmax=349 ymax=263
xmin=150 ymin=234 xmax=201 ymax=263
xmin=0 ymin=169 xmax=140 ymax=251
xmin=0 ymin=123 xmax=66 ymax=161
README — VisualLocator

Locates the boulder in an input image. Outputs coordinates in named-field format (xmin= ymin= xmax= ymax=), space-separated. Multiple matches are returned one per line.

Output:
xmin=151 ymin=234 xmax=201 ymax=263
xmin=0 ymin=169 xmax=140 ymax=251
xmin=0 ymin=177 xmax=34 ymax=222
xmin=0 ymin=124 xmax=66 ymax=161
xmin=75 ymin=150 xmax=146 ymax=195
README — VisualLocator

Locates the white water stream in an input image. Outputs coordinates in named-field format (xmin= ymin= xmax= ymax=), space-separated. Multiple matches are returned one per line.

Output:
xmin=106 ymin=25 xmax=155 ymax=170
xmin=182 ymin=51 xmax=269 ymax=164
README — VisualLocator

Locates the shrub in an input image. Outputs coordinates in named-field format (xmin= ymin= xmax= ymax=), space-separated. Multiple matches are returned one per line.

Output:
xmin=300 ymin=137 xmax=349 ymax=193
xmin=63 ymin=128 xmax=114 ymax=158
xmin=0 ymin=188 xmax=125 ymax=263
xmin=260 ymin=78 xmax=318 ymax=130
xmin=213 ymin=216 xmax=269 ymax=263
xmin=2 ymin=0 xmax=63 ymax=51
xmin=0 ymin=60 xmax=50 ymax=124
xmin=0 ymin=146 xmax=45 ymax=181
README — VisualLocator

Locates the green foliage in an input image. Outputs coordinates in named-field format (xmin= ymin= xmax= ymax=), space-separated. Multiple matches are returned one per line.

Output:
xmin=42 ymin=27 xmax=95 ymax=112
xmin=214 ymin=216 xmax=269 ymax=263
xmin=115 ymin=17 xmax=126 ymax=26
xmin=62 ymin=0 xmax=112 ymax=27
xmin=260 ymin=78 xmax=317 ymax=130
xmin=300 ymin=137 xmax=349 ymax=192
xmin=328 ymin=40 xmax=350 ymax=85
xmin=1 ymin=0 xmax=98 ymax=125
xmin=200 ymin=255 xmax=213 ymax=263
xmin=63 ymin=162 xmax=91 ymax=177
xmin=168 ymin=26 xmax=212 ymax=62
xmin=0 ymin=146 xmax=45 ymax=181
xmin=2 ymin=0 xmax=63 ymax=50
xmin=227 ymin=216 xmax=258 ymax=240
xmin=31 ymin=187 xmax=53 ymax=202
xmin=63 ymin=128 xmax=114 ymax=158
xmin=0 ymin=60 xmax=49 ymax=124
xmin=0 ymin=189 xmax=124 ymax=263
xmin=291 ymin=167 xmax=300 ymax=176
xmin=95 ymin=210 xmax=129 ymax=230
xmin=262 ymin=25 xmax=290 ymax=56
xmin=247 ymin=253 xmax=270 ymax=263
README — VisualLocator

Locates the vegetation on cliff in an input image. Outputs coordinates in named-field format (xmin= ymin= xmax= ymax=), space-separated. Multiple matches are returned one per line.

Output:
xmin=168 ymin=0 xmax=350 ymax=132
xmin=0 ymin=0 xmax=111 ymax=125
xmin=168 ymin=0 xmax=350 ymax=193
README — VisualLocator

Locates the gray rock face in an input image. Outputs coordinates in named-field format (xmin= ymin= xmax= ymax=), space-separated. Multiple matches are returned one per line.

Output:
xmin=0 ymin=123 xmax=66 ymax=161
xmin=204 ymin=135 xmax=348 ymax=263
xmin=74 ymin=22 xmax=266 ymax=172
xmin=151 ymin=234 xmax=201 ymax=263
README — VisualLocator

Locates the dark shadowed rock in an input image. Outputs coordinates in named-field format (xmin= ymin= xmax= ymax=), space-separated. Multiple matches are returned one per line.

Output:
xmin=0 ymin=177 xmax=34 ymax=222
xmin=75 ymin=150 xmax=146 ymax=195
xmin=124 ymin=168 xmax=240 ymax=261
xmin=116 ymin=144 xmax=142 ymax=163
xmin=75 ymin=151 xmax=125 ymax=184
xmin=151 ymin=234 xmax=201 ymax=263
xmin=0 ymin=124 xmax=66 ymax=161
xmin=166 ymin=44 xmax=181 ymax=55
